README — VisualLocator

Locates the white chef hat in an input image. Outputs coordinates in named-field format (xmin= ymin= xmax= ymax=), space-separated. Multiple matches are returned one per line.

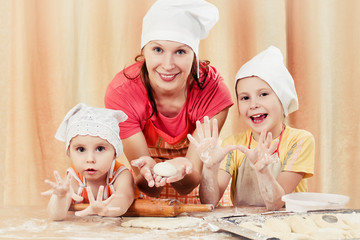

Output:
xmin=55 ymin=103 xmax=128 ymax=157
xmin=235 ymin=46 xmax=299 ymax=116
xmin=141 ymin=0 xmax=219 ymax=77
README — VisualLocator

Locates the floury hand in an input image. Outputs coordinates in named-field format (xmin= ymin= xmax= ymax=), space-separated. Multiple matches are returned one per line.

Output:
xmin=187 ymin=116 xmax=238 ymax=168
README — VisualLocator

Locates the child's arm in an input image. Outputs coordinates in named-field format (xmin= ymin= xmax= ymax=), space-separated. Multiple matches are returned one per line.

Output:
xmin=256 ymin=168 xmax=304 ymax=210
xmin=200 ymin=164 xmax=231 ymax=206
xmin=42 ymin=171 xmax=81 ymax=221
xmin=254 ymin=164 xmax=285 ymax=210
xmin=188 ymin=116 xmax=237 ymax=206
xmin=75 ymin=169 xmax=135 ymax=217
xmin=104 ymin=169 xmax=135 ymax=217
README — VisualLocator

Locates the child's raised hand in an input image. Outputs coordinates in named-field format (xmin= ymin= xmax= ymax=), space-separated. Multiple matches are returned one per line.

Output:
xmin=131 ymin=156 xmax=157 ymax=187
xmin=41 ymin=170 xmax=70 ymax=197
xmin=75 ymin=186 xmax=121 ymax=217
xmin=187 ymin=116 xmax=238 ymax=168
xmin=41 ymin=171 xmax=83 ymax=202
xmin=238 ymin=129 xmax=280 ymax=171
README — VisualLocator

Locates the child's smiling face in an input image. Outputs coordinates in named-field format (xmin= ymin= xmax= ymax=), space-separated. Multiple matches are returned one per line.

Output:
xmin=236 ymin=76 xmax=284 ymax=140
xmin=68 ymin=135 xmax=116 ymax=183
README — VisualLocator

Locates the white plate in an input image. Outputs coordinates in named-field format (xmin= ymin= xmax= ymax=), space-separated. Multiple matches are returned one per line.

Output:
xmin=281 ymin=192 xmax=349 ymax=212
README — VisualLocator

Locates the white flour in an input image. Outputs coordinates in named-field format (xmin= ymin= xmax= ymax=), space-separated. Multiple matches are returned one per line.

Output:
xmin=0 ymin=207 xmax=236 ymax=240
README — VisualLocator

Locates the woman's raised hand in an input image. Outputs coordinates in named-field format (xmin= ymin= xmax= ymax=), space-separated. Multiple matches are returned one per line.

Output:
xmin=187 ymin=116 xmax=238 ymax=168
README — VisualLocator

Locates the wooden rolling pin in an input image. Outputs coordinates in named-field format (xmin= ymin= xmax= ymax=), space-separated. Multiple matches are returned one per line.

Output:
xmin=70 ymin=198 xmax=214 ymax=217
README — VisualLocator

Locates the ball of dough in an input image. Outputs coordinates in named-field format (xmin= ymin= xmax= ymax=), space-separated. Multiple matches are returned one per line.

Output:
xmin=153 ymin=162 xmax=177 ymax=177
xmin=310 ymin=228 xmax=353 ymax=239
xmin=349 ymin=229 xmax=360 ymax=238
xmin=271 ymin=232 xmax=315 ymax=240
xmin=264 ymin=218 xmax=291 ymax=233
xmin=239 ymin=221 xmax=271 ymax=235
xmin=285 ymin=215 xmax=318 ymax=234
xmin=338 ymin=212 xmax=360 ymax=229
xmin=309 ymin=214 xmax=351 ymax=230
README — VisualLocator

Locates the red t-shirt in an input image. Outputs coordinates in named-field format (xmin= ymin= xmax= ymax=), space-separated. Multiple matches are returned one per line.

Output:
xmin=105 ymin=61 xmax=233 ymax=139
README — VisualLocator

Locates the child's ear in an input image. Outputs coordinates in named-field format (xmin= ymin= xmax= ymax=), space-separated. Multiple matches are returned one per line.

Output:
xmin=113 ymin=148 xmax=117 ymax=159
xmin=66 ymin=148 xmax=71 ymax=157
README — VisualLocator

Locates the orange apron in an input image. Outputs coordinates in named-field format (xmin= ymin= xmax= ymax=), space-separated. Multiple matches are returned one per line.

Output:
xmin=141 ymin=98 xmax=232 ymax=206
xmin=67 ymin=160 xmax=129 ymax=204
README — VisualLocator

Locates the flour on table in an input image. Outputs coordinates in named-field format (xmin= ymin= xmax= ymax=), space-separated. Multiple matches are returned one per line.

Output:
xmin=153 ymin=162 xmax=177 ymax=177
xmin=121 ymin=216 xmax=204 ymax=229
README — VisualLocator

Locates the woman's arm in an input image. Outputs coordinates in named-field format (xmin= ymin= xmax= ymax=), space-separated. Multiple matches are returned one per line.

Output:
xmin=171 ymin=107 xmax=230 ymax=195
xmin=122 ymin=132 xmax=163 ymax=197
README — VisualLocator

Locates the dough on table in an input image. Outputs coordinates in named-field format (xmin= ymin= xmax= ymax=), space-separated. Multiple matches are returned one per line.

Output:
xmin=284 ymin=215 xmax=318 ymax=234
xmin=271 ymin=232 xmax=315 ymax=240
xmin=308 ymin=214 xmax=351 ymax=230
xmin=242 ymin=220 xmax=312 ymax=240
xmin=153 ymin=162 xmax=177 ymax=177
xmin=338 ymin=212 xmax=360 ymax=229
xmin=349 ymin=229 xmax=360 ymax=238
xmin=121 ymin=216 xmax=203 ymax=229
xmin=239 ymin=221 xmax=271 ymax=235
xmin=309 ymin=228 xmax=353 ymax=239
xmin=264 ymin=217 xmax=291 ymax=233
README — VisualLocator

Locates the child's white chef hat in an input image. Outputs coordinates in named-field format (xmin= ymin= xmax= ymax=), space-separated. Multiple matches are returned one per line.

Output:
xmin=55 ymin=103 xmax=128 ymax=157
xmin=235 ymin=46 xmax=299 ymax=116
xmin=141 ymin=0 xmax=219 ymax=75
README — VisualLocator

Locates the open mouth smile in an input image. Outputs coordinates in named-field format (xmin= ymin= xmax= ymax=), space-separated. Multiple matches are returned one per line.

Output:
xmin=250 ymin=114 xmax=268 ymax=123
xmin=159 ymin=73 xmax=178 ymax=81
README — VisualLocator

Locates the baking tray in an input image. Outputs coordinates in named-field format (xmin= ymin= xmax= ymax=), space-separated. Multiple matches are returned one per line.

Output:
xmin=207 ymin=209 xmax=360 ymax=240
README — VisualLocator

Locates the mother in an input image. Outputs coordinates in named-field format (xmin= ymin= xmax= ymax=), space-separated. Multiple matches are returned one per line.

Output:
xmin=105 ymin=0 xmax=233 ymax=204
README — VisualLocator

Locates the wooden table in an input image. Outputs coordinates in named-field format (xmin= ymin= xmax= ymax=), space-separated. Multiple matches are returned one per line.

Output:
xmin=0 ymin=205 xmax=267 ymax=239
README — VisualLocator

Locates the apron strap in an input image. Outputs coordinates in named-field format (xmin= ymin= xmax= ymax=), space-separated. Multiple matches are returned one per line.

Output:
xmin=66 ymin=167 xmax=86 ymax=204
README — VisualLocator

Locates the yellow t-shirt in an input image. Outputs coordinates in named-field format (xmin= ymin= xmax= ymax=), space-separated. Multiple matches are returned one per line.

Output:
xmin=220 ymin=125 xmax=315 ymax=204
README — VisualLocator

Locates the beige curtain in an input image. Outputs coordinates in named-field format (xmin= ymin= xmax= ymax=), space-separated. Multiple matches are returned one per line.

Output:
xmin=1 ymin=0 xmax=359 ymax=208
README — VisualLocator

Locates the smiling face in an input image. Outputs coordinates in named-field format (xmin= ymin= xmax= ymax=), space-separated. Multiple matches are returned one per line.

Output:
xmin=236 ymin=76 xmax=284 ymax=141
xmin=68 ymin=135 xmax=116 ymax=183
xmin=142 ymin=40 xmax=194 ymax=96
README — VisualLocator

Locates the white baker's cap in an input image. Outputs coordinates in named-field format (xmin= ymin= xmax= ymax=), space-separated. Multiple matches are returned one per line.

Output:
xmin=235 ymin=46 xmax=299 ymax=116
xmin=55 ymin=103 xmax=128 ymax=157
xmin=141 ymin=0 xmax=219 ymax=76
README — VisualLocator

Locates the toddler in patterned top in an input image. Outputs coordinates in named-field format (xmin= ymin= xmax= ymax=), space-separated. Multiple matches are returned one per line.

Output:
xmin=42 ymin=103 xmax=135 ymax=220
